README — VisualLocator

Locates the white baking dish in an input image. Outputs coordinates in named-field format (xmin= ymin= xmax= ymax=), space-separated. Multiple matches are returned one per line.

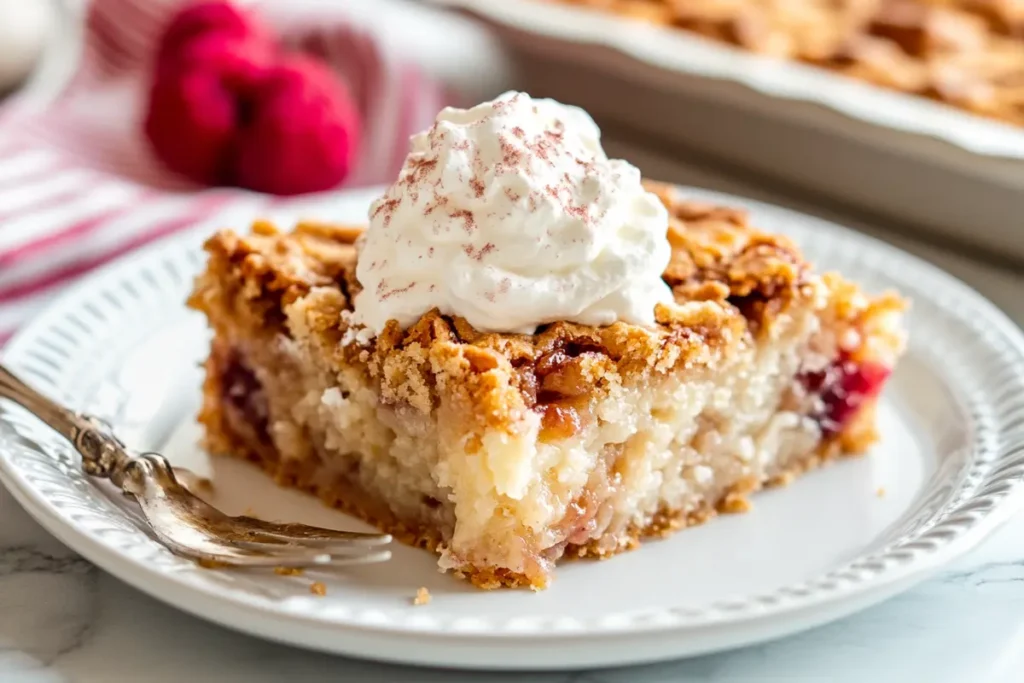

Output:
xmin=434 ymin=0 xmax=1024 ymax=263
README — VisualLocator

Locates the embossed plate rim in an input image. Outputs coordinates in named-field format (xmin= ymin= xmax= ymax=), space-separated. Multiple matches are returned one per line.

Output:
xmin=2 ymin=185 xmax=1024 ymax=669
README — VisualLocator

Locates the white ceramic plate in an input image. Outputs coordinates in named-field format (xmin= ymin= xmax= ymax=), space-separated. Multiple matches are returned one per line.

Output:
xmin=2 ymin=186 xmax=1024 ymax=671
xmin=433 ymin=0 xmax=1024 ymax=159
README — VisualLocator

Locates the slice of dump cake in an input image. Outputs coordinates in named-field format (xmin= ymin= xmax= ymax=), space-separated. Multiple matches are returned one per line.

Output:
xmin=189 ymin=91 xmax=906 ymax=589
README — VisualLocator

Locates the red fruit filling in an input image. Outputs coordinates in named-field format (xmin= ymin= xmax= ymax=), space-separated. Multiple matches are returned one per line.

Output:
xmin=145 ymin=38 xmax=273 ymax=185
xmin=221 ymin=353 xmax=269 ymax=438
xmin=799 ymin=353 xmax=891 ymax=436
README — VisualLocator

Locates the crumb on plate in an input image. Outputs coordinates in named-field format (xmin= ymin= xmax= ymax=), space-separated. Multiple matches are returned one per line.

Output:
xmin=274 ymin=567 xmax=305 ymax=576
xmin=413 ymin=587 xmax=431 ymax=606
xmin=310 ymin=581 xmax=327 ymax=596
xmin=719 ymin=492 xmax=752 ymax=514
xmin=876 ymin=486 xmax=886 ymax=498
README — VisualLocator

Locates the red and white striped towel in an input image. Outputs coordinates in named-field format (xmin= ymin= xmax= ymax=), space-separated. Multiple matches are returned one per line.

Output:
xmin=0 ymin=0 xmax=456 ymax=346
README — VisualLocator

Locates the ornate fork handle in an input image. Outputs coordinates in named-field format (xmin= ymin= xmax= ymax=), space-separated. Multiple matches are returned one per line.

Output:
xmin=0 ymin=363 xmax=131 ymax=480
xmin=2 ymin=362 xmax=392 ymax=567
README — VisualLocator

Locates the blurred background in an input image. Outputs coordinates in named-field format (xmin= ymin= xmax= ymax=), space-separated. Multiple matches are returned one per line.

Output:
xmin=0 ymin=0 xmax=1022 ymax=346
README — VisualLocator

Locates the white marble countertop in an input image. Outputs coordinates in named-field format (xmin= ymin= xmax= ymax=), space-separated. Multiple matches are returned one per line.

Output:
xmin=3 ymin=158 xmax=1024 ymax=682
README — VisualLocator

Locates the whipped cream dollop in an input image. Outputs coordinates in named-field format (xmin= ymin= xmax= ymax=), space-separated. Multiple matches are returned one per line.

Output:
xmin=352 ymin=91 xmax=673 ymax=335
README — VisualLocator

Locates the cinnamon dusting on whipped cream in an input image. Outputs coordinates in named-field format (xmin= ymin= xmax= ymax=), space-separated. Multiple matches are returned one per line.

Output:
xmin=352 ymin=91 xmax=673 ymax=335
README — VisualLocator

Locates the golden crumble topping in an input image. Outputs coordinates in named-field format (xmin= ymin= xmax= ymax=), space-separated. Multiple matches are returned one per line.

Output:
xmin=188 ymin=181 xmax=898 ymax=435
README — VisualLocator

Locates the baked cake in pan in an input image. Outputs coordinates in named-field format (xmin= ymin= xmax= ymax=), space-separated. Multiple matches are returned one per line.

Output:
xmin=552 ymin=0 xmax=1024 ymax=126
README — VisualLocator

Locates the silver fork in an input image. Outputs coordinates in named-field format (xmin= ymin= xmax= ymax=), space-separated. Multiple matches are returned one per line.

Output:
xmin=0 ymin=363 xmax=391 ymax=569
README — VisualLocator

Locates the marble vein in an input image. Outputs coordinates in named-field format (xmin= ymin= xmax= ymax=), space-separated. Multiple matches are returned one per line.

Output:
xmin=0 ymin=545 xmax=94 ymax=577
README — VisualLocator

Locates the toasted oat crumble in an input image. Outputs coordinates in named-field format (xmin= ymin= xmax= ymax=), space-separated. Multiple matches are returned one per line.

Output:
xmin=189 ymin=180 xmax=905 ymax=437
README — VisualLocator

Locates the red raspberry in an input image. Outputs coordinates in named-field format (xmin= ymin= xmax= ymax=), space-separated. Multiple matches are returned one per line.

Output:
xmin=143 ymin=1 xmax=361 ymax=195
xmin=156 ymin=0 xmax=271 ymax=69
xmin=144 ymin=37 xmax=272 ymax=185
xmin=799 ymin=354 xmax=892 ymax=435
xmin=233 ymin=56 xmax=360 ymax=195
